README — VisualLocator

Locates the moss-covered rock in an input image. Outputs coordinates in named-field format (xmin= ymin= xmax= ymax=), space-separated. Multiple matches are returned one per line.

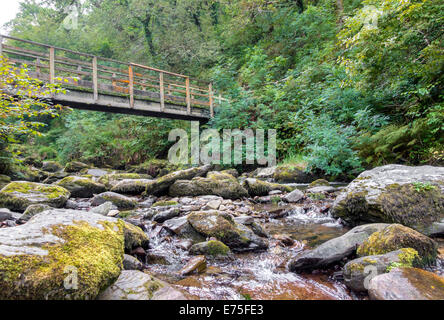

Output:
xmin=187 ymin=211 xmax=267 ymax=252
xmin=189 ymin=240 xmax=231 ymax=257
xmin=273 ymin=163 xmax=312 ymax=183
xmin=42 ymin=172 xmax=69 ymax=184
xmin=0 ymin=181 xmax=70 ymax=212
xmin=0 ymin=209 xmax=125 ymax=299
xmin=55 ymin=176 xmax=106 ymax=198
xmin=41 ymin=161 xmax=63 ymax=173
xmin=343 ymin=248 xmax=421 ymax=292
xmin=111 ymin=179 xmax=153 ymax=195
xmin=91 ymin=192 xmax=137 ymax=210
xmin=242 ymin=178 xmax=293 ymax=197
xmin=145 ymin=165 xmax=211 ymax=196
xmin=98 ymin=173 xmax=152 ymax=189
xmin=357 ymin=224 xmax=438 ymax=266
xmin=169 ymin=172 xmax=248 ymax=199
xmin=98 ymin=270 xmax=186 ymax=300
xmin=64 ymin=161 xmax=89 ymax=173
xmin=123 ymin=222 xmax=149 ymax=252
xmin=331 ymin=165 xmax=444 ymax=236
xmin=152 ymin=200 xmax=179 ymax=207
xmin=308 ymin=179 xmax=330 ymax=188
xmin=130 ymin=159 xmax=183 ymax=178
xmin=20 ymin=204 xmax=52 ymax=222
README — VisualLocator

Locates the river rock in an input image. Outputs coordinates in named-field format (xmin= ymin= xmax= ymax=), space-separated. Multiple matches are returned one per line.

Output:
xmin=284 ymin=188 xmax=304 ymax=203
xmin=111 ymin=179 xmax=153 ymax=195
xmin=188 ymin=211 xmax=268 ymax=252
xmin=331 ymin=165 xmax=444 ymax=236
xmin=0 ymin=181 xmax=70 ymax=212
xmin=85 ymin=168 xmax=109 ymax=177
xmin=55 ymin=176 xmax=106 ymax=198
xmin=242 ymin=178 xmax=292 ymax=197
xmin=153 ymin=208 xmax=180 ymax=223
xmin=20 ymin=204 xmax=52 ymax=222
xmin=189 ymin=240 xmax=231 ymax=257
xmin=180 ymin=255 xmax=207 ymax=275
xmin=145 ymin=165 xmax=211 ymax=196
xmin=273 ymin=164 xmax=312 ymax=183
xmin=123 ymin=222 xmax=149 ymax=251
xmin=255 ymin=166 xmax=277 ymax=179
xmin=169 ymin=172 xmax=248 ymax=199
xmin=163 ymin=216 xmax=206 ymax=243
xmin=343 ymin=248 xmax=421 ymax=292
xmin=305 ymin=186 xmax=337 ymax=193
xmin=42 ymin=171 xmax=69 ymax=184
xmin=98 ymin=270 xmax=187 ymax=300
xmin=123 ymin=254 xmax=143 ymax=270
xmin=41 ymin=161 xmax=63 ymax=173
xmin=0 ymin=208 xmax=12 ymax=222
xmin=64 ymin=161 xmax=89 ymax=173
xmin=368 ymin=267 xmax=444 ymax=300
xmin=91 ymin=192 xmax=137 ymax=210
xmin=357 ymin=224 xmax=438 ymax=265
xmin=0 ymin=175 xmax=11 ymax=189
xmin=0 ymin=209 xmax=125 ymax=299
xmin=90 ymin=201 xmax=117 ymax=216
xmin=288 ymin=223 xmax=389 ymax=272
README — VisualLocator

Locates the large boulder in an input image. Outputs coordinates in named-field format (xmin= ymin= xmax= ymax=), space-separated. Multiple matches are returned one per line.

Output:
xmin=64 ymin=161 xmax=89 ymax=173
xmin=357 ymin=224 xmax=438 ymax=266
xmin=55 ymin=176 xmax=106 ymax=198
xmin=98 ymin=270 xmax=186 ymax=300
xmin=343 ymin=248 xmax=421 ymax=292
xmin=163 ymin=216 xmax=206 ymax=243
xmin=169 ymin=172 xmax=248 ymax=199
xmin=189 ymin=240 xmax=231 ymax=257
xmin=0 ymin=209 xmax=125 ymax=299
xmin=91 ymin=192 xmax=137 ymax=210
xmin=0 ymin=181 xmax=70 ymax=212
xmin=273 ymin=164 xmax=312 ymax=183
xmin=98 ymin=173 xmax=152 ymax=189
xmin=41 ymin=161 xmax=63 ymax=173
xmin=20 ymin=204 xmax=52 ymax=222
xmin=241 ymin=178 xmax=292 ymax=197
xmin=331 ymin=165 xmax=444 ymax=236
xmin=288 ymin=223 xmax=389 ymax=272
xmin=368 ymin=267 xmax=444 ymax=300
xmin=111 ymin=179 xmax=153 ymax=195
xmin=145 ymin=165 xmax=211 ymax=196
xmin=187 ymin=211 xmax=268 ymax=252
xmin=123 ymin=222 xmax=149 ymax=251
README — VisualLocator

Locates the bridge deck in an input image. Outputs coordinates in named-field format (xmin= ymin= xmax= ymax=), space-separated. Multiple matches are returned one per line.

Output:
xmin=0 ymin=35 xmax=227 ymax=121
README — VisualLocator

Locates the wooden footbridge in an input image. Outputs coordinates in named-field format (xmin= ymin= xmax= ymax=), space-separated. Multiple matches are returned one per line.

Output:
xmin=0 ymin=35 xmax=227 ymax=122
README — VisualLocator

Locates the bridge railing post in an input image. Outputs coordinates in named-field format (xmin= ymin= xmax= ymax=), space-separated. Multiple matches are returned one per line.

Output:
xmin=209 ymin=83 xmax=214 ymax=118
xmin=186 ymin=77 xmax=191 ymax=115
xmin=129 ymin=64 xmax=134 ymax=108
xmin=92 ymin=56 xmax=98 ymax=101
xmin=159 ymin=72 xmax=165 ymax=112
xmin=49 ymin=46 xmax=55 ymax=84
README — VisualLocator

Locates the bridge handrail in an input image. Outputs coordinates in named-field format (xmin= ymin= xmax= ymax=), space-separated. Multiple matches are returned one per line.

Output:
xmin=0 ymin=34 xmax=228 ymax=117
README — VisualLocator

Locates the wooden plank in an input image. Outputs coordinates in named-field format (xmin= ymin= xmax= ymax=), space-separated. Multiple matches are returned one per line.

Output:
xmin=159 ymin=72 xmax=165 ymax=111
xmin=186 ymin=77 xmax=191 ymax=115
xmin=49 ymin=47 xmax=55 ymax=84
xmin=129 ymin=64 xmax=134 ymax=108
xmin=209 ymin=83 xmax=214 ymax=118
xmin=92 ymin=56 xmax=98 ymax=101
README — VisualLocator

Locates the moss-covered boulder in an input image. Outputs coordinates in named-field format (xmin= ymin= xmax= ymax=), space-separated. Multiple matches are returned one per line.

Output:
xmin=123 ymin=222 xmax=149 ymax=252
xmin=145 ymin=165 xmax=211 ymax=196
xmin=169 ymin=172 xmax=248 ymax=199
xmin=91 ymin=192 xmax=137 ymax=210
xmin=64 ymin=161 xmax=89 ymax=173
xmin=308 ymin=179 xmax=330 ymax=188
xmin=357 ymin=224 xmax=438 ymax=266
xmin=273 ymin=163 xmax=312 ymax=183
xmin=42 ymin=172 xmax=69 ymax=184
xmin=189 ymin=240 xmax=231 ymax=257
xmin=0 ymin=175 xmax=11 ymax=189
xmin=111 ymin=179 xmax=153 ymax=195
xmin=187 ymin=211 xmax=267 ymax=252
xmin=0 ymin=181 xmax=70 ymax=212
xmin=242 ymin=178 xmax=293 ymax=197
xmin=331 ymin=165 xmax=444 ymax=236
xmin=129 ymin=159 xmax=184 ymax=178
xmin=368 ymin=267 xmax=444 ymax=300
xmin=41 ymin=161 xmax=63 ymax=173
xmin=0 ymin=209 xmax=125 ymax=299
xmin=98 ymin=270 xmax=187 ymax=300
xmin=20 ymin=204 xmax=52 ymax=222
xmin=98 ymin=173 xmax=152 ymax=189
xmin=343 ymin=248 xmax=421 ymax=292
xmin=55 ymin=176 xmax=106 ymax=198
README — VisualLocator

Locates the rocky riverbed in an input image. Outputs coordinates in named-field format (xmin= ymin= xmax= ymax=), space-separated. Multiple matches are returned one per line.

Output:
xmin=0 ymin=161 xmax=443 ymax=300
